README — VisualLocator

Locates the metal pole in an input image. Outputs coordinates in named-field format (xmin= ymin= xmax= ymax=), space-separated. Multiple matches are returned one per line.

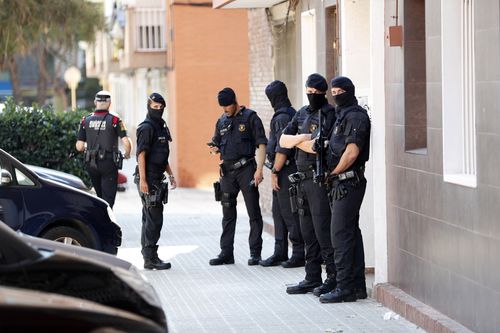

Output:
xmin=71 ymin=87 xmax=77 ymax=110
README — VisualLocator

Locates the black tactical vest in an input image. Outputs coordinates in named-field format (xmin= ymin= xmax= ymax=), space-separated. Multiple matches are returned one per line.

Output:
xmin=266 ymin=106 xmax=295 ymax=162
xmin=294 ymin=104 xmax=336 ymax=170
xmin=217 ymin=107 xmax=256 ymax=161
xmin=327 ymin=105 xmax=370 ymax=170
xmin=138 ymin=118 xmax=172 ymax=174
xmin=84 ymin=112 xmax=119 ymax=153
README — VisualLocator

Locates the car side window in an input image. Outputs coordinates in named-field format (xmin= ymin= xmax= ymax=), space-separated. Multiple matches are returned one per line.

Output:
xmin=15 ymin=168 xmax=35 ymax=186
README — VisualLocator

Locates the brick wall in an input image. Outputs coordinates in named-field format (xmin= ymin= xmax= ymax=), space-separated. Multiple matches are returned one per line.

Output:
xmin=248 ymin=9 xmax=275 ymax=216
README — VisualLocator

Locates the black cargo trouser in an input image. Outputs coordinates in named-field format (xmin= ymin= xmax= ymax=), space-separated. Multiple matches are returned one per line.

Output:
xmin=137 ymin=175 xmax=165 ymax=260
xmin=272 ymin=163 xmax=304 ymax=259
xmin=87 ymin=158 xmax=118 ymax=208
xmin=329 ymin=178 xmax=367 ymax=290
xmin=296 ymin=177 xmax=336 ymax=282
xmin=219 ymin=162 xmax=263 ymax=257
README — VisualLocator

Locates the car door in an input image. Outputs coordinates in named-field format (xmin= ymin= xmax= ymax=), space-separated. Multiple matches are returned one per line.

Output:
xmin=0 ymin=154 xmax=25 ymax=230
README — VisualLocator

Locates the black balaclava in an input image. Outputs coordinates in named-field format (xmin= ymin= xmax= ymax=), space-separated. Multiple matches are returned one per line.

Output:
xmin=265 ymin=80 xmax=291 ymax=111
xmin=217 ymin=87 xmax=236 ymax=106
xmin=330 ymin=76 xmax=357 ymax=108
xmin=147 ymin=93 xmax=166 ymax=121
xmin=305 ymin=73 xmax=328 ymax=111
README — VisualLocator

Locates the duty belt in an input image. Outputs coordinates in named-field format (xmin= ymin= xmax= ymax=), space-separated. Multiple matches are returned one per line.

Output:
xmin=223 ymin=157 xmax=254 ymax=172
xmin=336 ymin=166 xmax=365 ymax=181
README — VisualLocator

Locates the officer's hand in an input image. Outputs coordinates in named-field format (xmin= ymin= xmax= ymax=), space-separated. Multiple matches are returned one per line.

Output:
xmin=329 ymin=178 xmax=348 ymax=201
xmin=170 ymin=177 xmax=177 ymax=190
xmin=254 ymin=168 xmax=264 ymax=186
xmin=271 ymin=173 xmax=280 ymax=191
xmin=209 ymin=146 xmax=220 ymax=155
xmin=140 ymin=179 xmax=149 ymax=194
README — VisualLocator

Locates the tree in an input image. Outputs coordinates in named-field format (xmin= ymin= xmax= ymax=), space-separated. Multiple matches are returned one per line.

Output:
xmin=0 ymin=0 xmax=105 ymax=105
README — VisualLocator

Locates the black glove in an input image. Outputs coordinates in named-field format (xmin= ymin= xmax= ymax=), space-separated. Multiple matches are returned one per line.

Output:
xmin=312 ymin=137 xmax=323 ymax=153
xmin=329 ymin=178 xmax=348 ymax=201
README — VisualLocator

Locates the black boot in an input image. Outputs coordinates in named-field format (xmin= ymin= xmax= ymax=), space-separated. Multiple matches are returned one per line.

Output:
xmin=209 ymin=253 xmax=235 ymax=266
xmin=144 ymin=257 xmax=171 ymax=270
xmin=281 ymin=257 xmax=305 ymax=268
xmin=319 ymin=288 xmax=357 ymax=303
xmin=286 ymin=280 xmax=322 ymax=294
xmin=313 ymin=275 xmax=337 ymax=297
xmin=354 ymin=287 xmax=368 ymax=299
xmin=259 ymin=254 xmax=287 ymax=267
xmin=247 ymin=255 xmax=261 ymax=266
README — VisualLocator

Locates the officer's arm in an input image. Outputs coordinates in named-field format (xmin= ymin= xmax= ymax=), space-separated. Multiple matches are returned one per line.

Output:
xmin=75 ymin=140 xmax=86 ymax=152
xmin=279 ymin=133 xmax=311 ymax=149
xmin=121 ymin=137 xmax=132 ymax=159
xmin=138 ymin=151 xmax=148 ymax=194
xmin=331 ymin=143 xmax=360 ymax=175
xmin=255 ymin=144 xmax=266 ymax=170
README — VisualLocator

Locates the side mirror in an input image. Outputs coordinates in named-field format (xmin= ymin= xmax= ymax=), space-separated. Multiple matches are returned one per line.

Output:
xmin=1 ymin=169 xmax=13 ymax=185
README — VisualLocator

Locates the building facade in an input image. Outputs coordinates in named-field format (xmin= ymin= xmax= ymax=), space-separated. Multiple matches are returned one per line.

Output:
xmin=216 ymin=0 xmax=500 ymax=332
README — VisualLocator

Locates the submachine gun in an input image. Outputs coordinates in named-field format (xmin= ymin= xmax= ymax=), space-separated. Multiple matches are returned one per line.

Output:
xmin=313 ymin=108 xmax=325 ymax=186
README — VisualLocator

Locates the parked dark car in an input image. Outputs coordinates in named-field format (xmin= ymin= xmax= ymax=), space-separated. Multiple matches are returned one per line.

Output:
xmin=0 ymin=149 xmax=121 ymax=254
xmin=0 ymin=222 xmax=167 ymax=332
xmin=27 ymin=164 xmax=89 ymax=191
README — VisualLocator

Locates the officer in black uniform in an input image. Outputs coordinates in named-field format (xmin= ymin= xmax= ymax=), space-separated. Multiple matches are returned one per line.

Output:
xmin=136 ymin=93 xmax=177 ymax=270
xmin=319 ymin=76 xmax=370 ymax=303
xmin=76 ymin=90 xmax=132 ymax=208
xmin=259 ymin=80 xmax=305 ymax=268
xmin=279 ymin=74 xmax=337 ymax=296
xmin=208 ymin=87 xmax=268 ymax=266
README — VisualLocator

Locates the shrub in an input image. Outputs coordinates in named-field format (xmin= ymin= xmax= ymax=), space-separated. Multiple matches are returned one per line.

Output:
xmin=0 ymin=97 xmax=91 ymax=186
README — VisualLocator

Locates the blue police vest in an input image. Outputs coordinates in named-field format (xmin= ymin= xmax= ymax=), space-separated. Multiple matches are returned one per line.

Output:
xmin=138 ymin=118 xmax=172 ymax=173
xmin=218 ymin=107 xmax=256 ymax=161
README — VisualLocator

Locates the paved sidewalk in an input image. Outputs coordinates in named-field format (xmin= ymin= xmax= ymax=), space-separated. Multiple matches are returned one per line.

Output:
xmin=113 ymin=161 xmax=425 ymax=333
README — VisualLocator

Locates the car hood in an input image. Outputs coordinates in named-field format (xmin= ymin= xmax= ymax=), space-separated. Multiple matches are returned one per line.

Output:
xmin=0 ymin=286 xmax=166 ymax=333
xmin=0 ymin=223 xmax=165 ymax=329
xmin=26 ymin=164 xmax=89 ymax=191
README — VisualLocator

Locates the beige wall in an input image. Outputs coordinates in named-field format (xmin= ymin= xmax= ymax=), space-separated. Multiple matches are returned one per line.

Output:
xmin=167 ymin=3 xmax=249 ymax=187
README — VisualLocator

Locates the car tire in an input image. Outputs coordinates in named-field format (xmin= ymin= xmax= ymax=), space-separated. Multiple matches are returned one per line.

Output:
xmin=41 ymin=226 xmax=92 ymax=248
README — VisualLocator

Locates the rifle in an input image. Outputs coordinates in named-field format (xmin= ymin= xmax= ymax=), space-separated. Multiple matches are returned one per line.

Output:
xmin=314 ymin=109 xmax=325 ymax=185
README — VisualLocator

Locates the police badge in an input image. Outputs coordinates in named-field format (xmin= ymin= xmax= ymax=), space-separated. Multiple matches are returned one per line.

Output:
xmin=309 ymin=124 xmax=318 ymax=133
xmin=239 ymin=124 xmax=246 ymax=132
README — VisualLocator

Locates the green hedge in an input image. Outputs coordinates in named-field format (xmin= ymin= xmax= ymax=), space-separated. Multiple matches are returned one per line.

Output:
xmin=0 ymin=98 xmax=92 ymax=186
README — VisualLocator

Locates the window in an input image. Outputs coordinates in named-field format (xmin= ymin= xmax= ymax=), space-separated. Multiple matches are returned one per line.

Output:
xmin=135 ymin=8 xmax=166 ymax=51
xmin=441 ymin=0 xmax=476 ymax=187
xmin=15 ymin=168 xmax=34 ymax=186
xmin=404 ymin=0 xmax=427 ymax=153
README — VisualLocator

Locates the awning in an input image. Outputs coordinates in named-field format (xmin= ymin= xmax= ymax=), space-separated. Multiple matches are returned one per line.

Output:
xmin=213 ymin=0 xmax=286 ymax=9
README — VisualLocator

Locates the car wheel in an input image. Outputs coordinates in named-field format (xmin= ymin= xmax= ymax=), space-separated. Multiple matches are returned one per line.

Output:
xmin=41 ymin=226 xmax=92 ymax=248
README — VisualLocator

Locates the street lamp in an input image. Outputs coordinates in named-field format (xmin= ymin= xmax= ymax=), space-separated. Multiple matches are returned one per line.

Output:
xmin=64 ymin=66 xmax=81 ymax=111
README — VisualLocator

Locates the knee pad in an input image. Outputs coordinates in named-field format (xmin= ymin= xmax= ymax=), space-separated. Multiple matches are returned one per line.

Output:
xmin=221 ymin=192 xmax=237 ymax=208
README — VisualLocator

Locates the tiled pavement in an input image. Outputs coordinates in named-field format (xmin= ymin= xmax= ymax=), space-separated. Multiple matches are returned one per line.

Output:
xmin=114 ymin=160 xmax=425 ymax=333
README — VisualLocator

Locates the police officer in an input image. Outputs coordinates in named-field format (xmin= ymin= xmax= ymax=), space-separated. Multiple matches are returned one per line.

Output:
xmin=76 ymin=90 xmax=132 ymax=208
xmin=208 ymin=87 xmax=268 ymax=266
xmin=259 ymin=80 xmax=305 ymax=268
xmin=279 ymin=74 xmax=337 ymax=296
xmin=136 ymin=93 xmax=177 ymax=270
xmin=319 ymin=76 xmax=370 ymax=303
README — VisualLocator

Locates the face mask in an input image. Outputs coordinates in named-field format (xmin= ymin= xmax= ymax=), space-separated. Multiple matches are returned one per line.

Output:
xmin=332 ymin=92 xmax=352 ymax=108
xmin=307 ymin=93 xmax=327 ymax=110
xmin=147 ymin=106 xmax=164 ymax=120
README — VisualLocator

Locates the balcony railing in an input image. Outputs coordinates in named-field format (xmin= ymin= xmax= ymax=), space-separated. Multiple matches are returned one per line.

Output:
xmin=134 ymin=8 xmax=166 ymax=52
